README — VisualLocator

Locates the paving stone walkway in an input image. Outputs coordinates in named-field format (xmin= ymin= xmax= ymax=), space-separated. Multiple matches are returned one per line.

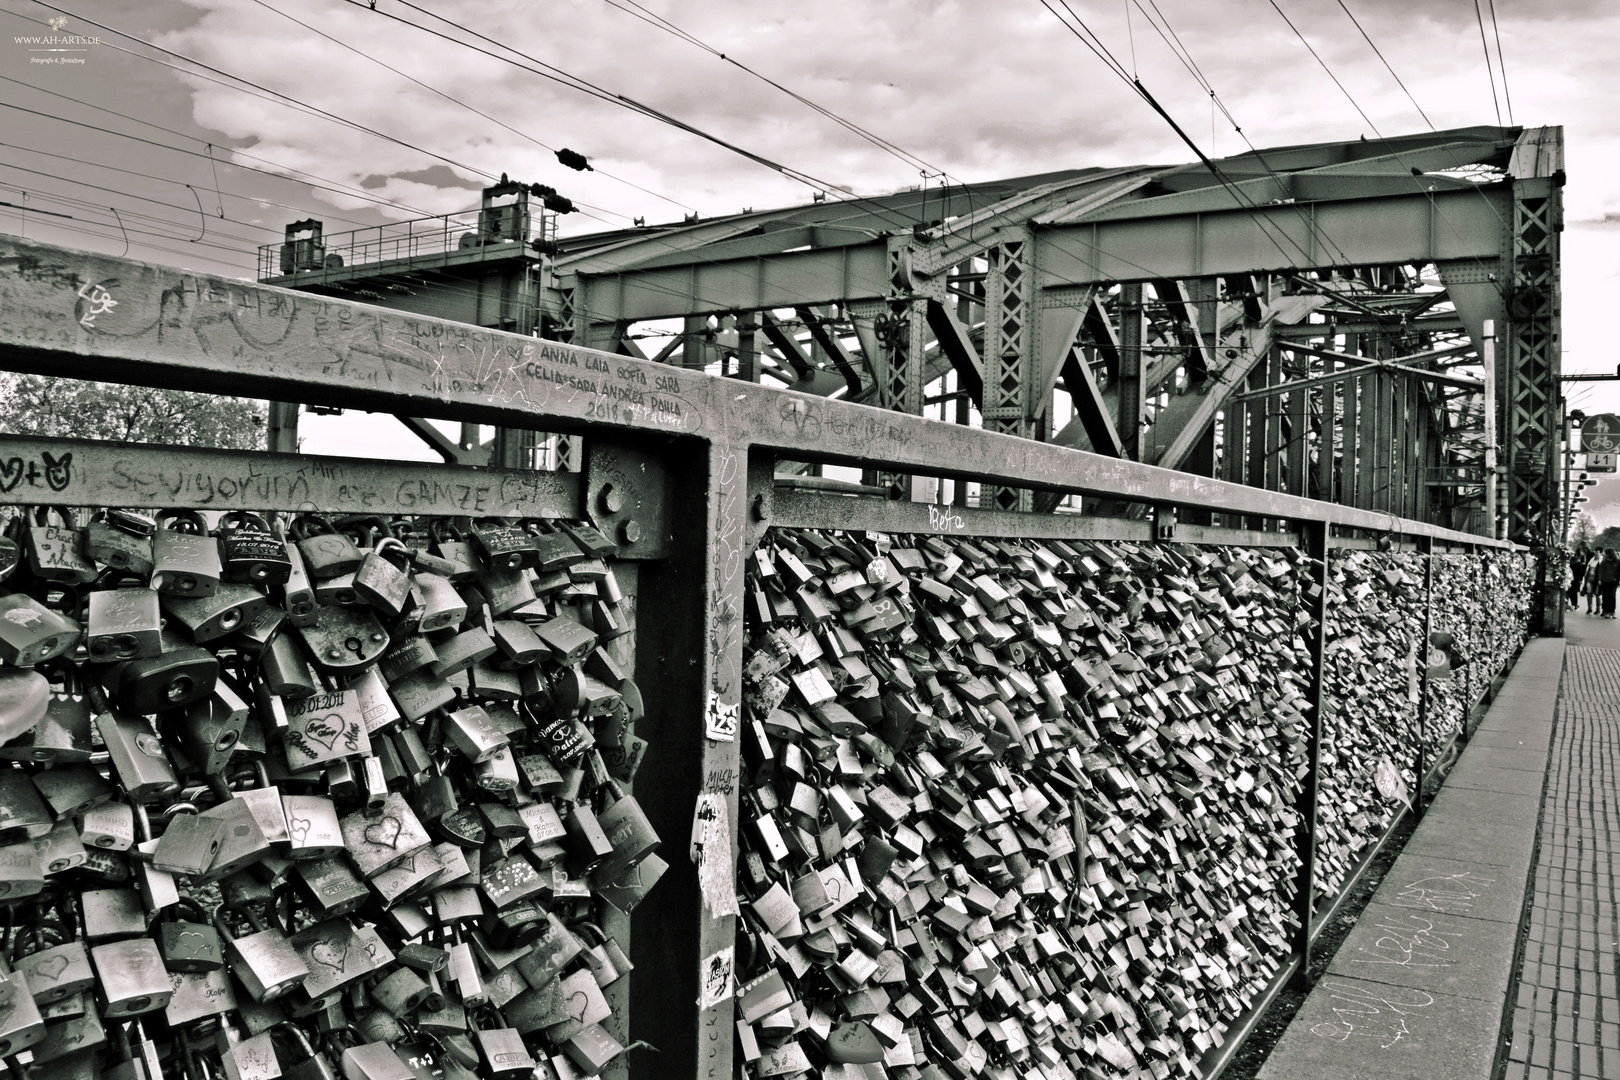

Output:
xmin=1503 ymin=639 xmax=1620 ymax=1080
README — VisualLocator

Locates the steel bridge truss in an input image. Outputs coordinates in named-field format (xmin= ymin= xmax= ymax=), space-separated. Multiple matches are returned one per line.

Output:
xmin=549 ymin=125 xmax=1562 ymax=543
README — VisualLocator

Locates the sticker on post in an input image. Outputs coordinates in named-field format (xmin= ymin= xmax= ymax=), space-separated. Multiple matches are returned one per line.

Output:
xmin=697 ymin=945 xmax=734 ymax=1010
xmin=705 ymin=693 xmax=739 ymax=743
xmin=690 ymin=792 xmax=739 ymax=919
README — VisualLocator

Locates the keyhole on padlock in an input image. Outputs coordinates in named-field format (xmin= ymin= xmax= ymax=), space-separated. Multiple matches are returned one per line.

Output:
xmin=345 ymin=636 xmax=365 ymax=661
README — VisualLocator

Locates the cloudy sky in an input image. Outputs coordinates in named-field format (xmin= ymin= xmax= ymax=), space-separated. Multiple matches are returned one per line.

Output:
xmin=5 ymin=0 xmax=1620 ymax=520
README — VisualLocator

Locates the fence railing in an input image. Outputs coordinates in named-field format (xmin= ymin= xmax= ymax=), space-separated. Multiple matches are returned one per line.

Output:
xmin=0 ymin=236 xmax=1529 ymax=1080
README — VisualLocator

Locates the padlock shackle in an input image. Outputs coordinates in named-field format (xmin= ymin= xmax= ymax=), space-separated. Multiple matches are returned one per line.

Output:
xmin=216 ymin=510 xmax=273 ymax=534
xmin=288 ymin=512 xmax=340 ymax=540
xmin=155 ymin=508 xmax=210 ymax=534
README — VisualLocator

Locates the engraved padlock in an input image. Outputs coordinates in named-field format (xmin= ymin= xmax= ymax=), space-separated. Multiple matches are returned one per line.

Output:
xmin=0 ymin=840 xmax=44 ymax=900
xmin=297 ymin=605 xmax=390 ymax=675
xmin=212 ymin=904 xmax=310 ymax=1003
xmin=91 ymin=935 xmax=173 ymax=1017
xmin=468 ymin=518 xmax=536 ymax=572
xmin=11 ymin=917 xmax=94 ymax=1005
xmin=217 ymin=511 xmax=293 ymax=585
xmin=0 ymin=666 xmax=50 ymax=751
xmin=281 ymin=794 xmax=344 ymax=860
xmin=0 ymin=959 xmax=46 ymax=1057
xmin=86 ymin=587 xmax=163 ymax=662
xmin=83 ymin=509 xmax=156 ymax=578
xmin=0 ymin=592 xmax=82 ymax=666
xmin=469 ymin=1005 xmax=536 ymax=1080
xmin=157 ymin=896 xmax=225 ymax=973
xmin=292 ymin=514 xmax=364 ymax=581
xmin=99 ymin=628 xmax=218 ymax=714
xmin=164 ymin=582 xmax=274 ymax=644
xmin=150 ymin=509 xmax=223 ymax=597
xmin=278 ymin=532 xmax=319 ymax=628
xmin=26 ymin=505 xmax=96 ymax=584
xmin=354 ymin=538 xmax=413 ymax=621
xmin=281 ymin=688 xmax=371 ymax=771
xmin=278 ymin=1024 xmax=343 ymax=1080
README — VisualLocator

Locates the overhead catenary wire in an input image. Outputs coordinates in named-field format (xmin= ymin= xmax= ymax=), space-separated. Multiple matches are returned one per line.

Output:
xmin=1472 ymin=0 xmax=1503 ymax=127
xmin=1333 ymin=0 xmax=1434 ymax=131
xmin=1486 ymin=0 xmax=1514 ymax=125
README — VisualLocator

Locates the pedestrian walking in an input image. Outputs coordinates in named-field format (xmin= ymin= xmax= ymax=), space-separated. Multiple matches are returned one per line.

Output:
xmin=1570 ymin=546 xmax=1592 ymax=607
xmin=1599 ymin=549 xmax=1620 ymax=618
xmin=1585 ymin=556 xmax=1602 ymax=614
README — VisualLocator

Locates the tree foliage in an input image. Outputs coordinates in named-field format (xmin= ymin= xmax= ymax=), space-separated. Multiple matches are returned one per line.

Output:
xmin=1572 ymin=513 xmax=1598 ymax=548
xmin=1593 ymin=525 xmax=1620 ymax=551
xmin=0 ymin=375 xmax=265 ymax=450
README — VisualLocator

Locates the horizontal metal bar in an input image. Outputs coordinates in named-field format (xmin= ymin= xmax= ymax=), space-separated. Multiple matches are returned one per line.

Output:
xmin=0 ymin=434 xmax=581 ymax=517
xmin=773 ymin=475 xmax=894 ymax=497
xmin=767 ymin=488 xmax=1155 ymax=542
xmin=0 ymin=238 xmax=1507 ymax=548
xmin=1232 ymin=361 xmax=1481 ymax=401
xmin=1173 ymin=523 xmax=1300 ymax=548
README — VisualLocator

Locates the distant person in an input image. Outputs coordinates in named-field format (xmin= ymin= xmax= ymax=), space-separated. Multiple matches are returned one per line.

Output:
xmin=1570 ymin=546 xmax=1592 ymax=607
xmin=1585 ymin=555 xmax=1602 ymax=614
xmin=1600 ymin=549 xmax=1620 ymax=619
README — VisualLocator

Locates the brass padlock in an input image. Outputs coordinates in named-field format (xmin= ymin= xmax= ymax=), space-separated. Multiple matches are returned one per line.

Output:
xmin=78 ymin=799 xmax=135 ymax=851
xmin=354 ymin=538 xmax=413 ymax=621
xmin=150 ymin=509 xmax=223 ymax=597
xmin=31 ymin=763 xmax=111 ymax=821
xmin=86 ymin=587 xmax=164 ymax=662
xmin=164 ymin=582 xmax=274 ymax=644
xmin=217 ymin=511 xmax=293 ymax=586
xmin=91 ymin=936 xmax=173 ymax=1017
xmin=0 ymin=593 xmax=82 ymax=666
xmin=292 ymin=515 xmax=364 ymax=581
xmin=26 ymin=506 xmax=96 ymax=585
xmin=474 ymin=565 xmax=536 ymax=618
xmin=212 ymin=904 xmax=310 ymax=1002
xmin=297 ymin=605 xmax=390 ymax=675
xmin=83 ymin=509 xmax=155 ymax=578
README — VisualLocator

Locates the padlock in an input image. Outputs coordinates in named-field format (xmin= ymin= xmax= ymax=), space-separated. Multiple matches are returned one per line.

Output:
xmin=195 ymin=796 xmax=273 ymax=881
xmin=278 ymin=1024 xmax=341 ymax=1080
xmin=27 ymin=506 xmax=96 ymax=584
xmin=292 ymin=515 xmax=365 ymax=581
xmin=298 ymin=605 xmax=390 ymax=675
xmin=100 ymin=628 xmax=219 ymax=714
xmin=414 ymin=573 xmax=468 ymax=633
xmin=428 ymin=519 xmax=478 ymax=580
xmin=169 ymin=679 xmax=249 ymax=776
xmin=97 ymin=710 xmax=181 ymax=803
xmin=288 ymin=918 xmax=390 ymax=1000
xmin=338 ymin=792 xmax=431 ymax=878
xmin=31 ymin=763 xmax=111 ymax=821
xmin=534 ymin=616 xmax=598 ymax=666
xmin=91 ymin=936 xmax=173 ymax=1017
xmin=164 ymin=962 xmax=238 ymax=1027
xmin=83 ymin=509 xmax=156 ymax=578
xmin=469 ymin=1006 xmax=536 ymax=1080
xmin=291 ymin=856 xmax=368 ymax=920
xmin=475 ymin=565 xmax=537 ymax=618
xmin=35 ymin=816 xmax=88 ymax=875
xmin=151 ymin=509 xmax=224 ymax=597
xmin=0 ymin=666 xmax=51 ymax=749
xmin=150 ymin=811 xmax=225 ymax=876
xmin=0 ymin=960 xmax=46 ymax=1056
xmin=371 ymin=966 xmax=431 ymax=1018
xmin=0 ymin=841 xmax=47 ymax=900
xmin=213 ymin=904 xmax=311 ymax=1003
xmin=218 ymin=1026 xmax=280 ymax=1080
xmin=30 ymin=994 xmax=105 ymax=1063
xmin=443 ymin=704 xmax=509 ymax=763
xmin=157 ymin=897 xmax=225 ymax=973
xmin=0 ymin=593 xmax=82 ymax=666
xmin=340 ymin=1041 xmax=416 ymax=1080
xmin=346 ymin=667 xmax=402 ymax=738
xmin=525 ymin=521 xmax=588 ymax=572
xmin=218 ymin=511 xmax=294 ymax=585
xmin=282 ymin=794 xmax=344 ymax=860
xmin=467 ymin=519 xmax=536 ymax=572
xmin=282 ymin=688 xmax=371 ymax=771
xmin=427 ymin=626 xmax=495 ymax=679
xmin=315 ymin=570 xmax=362 ymax=608
xmin=263 ymin=632 xmax=322 ymax=700
xmin=354 ymin=538 xmax=413 ymax=621
xmin=588 ymin=785 xmax=661 ymax=886
xmin=79 ymin=800 xmax=135 ymax=851
xmin=86 ymin=588 xmax=164 ymax=662
xmin=278 ymin=535 xmax=319 ymax=628
xmin=11 ymin=919 xmax=95 ymax=1005
xmin=164 ymin=582 xmax=274 ymax=644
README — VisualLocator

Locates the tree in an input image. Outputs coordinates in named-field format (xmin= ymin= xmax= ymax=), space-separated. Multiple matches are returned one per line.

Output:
xmin=0 ymin=374 xmax=265 ymax=450
xmin=1594 ymin=525 xmax=1620 ymax=551
xmin=1572 ymin=512 xmax=1598 ymax=548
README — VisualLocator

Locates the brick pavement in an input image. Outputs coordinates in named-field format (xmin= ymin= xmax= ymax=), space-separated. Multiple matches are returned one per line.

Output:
xmin=1503 ymin=639 xmax=1620 ymax=1080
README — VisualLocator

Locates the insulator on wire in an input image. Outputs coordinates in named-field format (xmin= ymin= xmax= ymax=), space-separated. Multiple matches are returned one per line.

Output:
xmin=556 ymin=149 xmax=593 ymax=172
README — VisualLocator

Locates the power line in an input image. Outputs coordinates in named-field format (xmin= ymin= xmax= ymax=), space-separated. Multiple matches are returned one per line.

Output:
xmin=1486 ymin=0 xmax=1514 ymax=125
xmin=1332 ymin=0 xmax=1434 ymax=131
xmin=1471 ymin=0 xmax=1503 ymax=127
xmin=1266 ymin=0 xmax=1382 ymax=137
xmin=245 ymin=0 xmax=687 ymax=216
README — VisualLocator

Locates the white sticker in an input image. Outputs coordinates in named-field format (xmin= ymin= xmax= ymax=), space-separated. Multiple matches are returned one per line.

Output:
xmin=697 ymin=945 xmax=734 ymax=1010
xmin=706 ymin=693 xmax=740 ymax=742
xmin=690 ymin=792 xmax=740 ymax=919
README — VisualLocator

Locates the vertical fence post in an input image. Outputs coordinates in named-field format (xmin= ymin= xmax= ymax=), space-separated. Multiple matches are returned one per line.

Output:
xmin=1292 ymin=519 xmax=1331 ymax=984
xmin=1415 ymin=537 xmax=1434 ymax=818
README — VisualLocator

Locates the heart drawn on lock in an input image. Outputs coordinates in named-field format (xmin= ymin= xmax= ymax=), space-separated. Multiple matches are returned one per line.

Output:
xmin=566 ymin=991 xmax=590 ymax=1024
xmin=31 ymin=954 xmax=69 ymax=982
xmin=288 ymin=816 xmax=311 ymax=845
xmin=176 ymin=931 xmax=214 ymax=955
xmin=823 ymin=876 xmax=843 ymax=902
xmin=0 ymin=459 xmax=23 ymax=493
xmin=301 ymin=714 xmax=347 ymax=752
xmin=364 ymin=816 xmax=403 ymax=850
xmin=310 ymin=940 xmax=347 ymax=974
